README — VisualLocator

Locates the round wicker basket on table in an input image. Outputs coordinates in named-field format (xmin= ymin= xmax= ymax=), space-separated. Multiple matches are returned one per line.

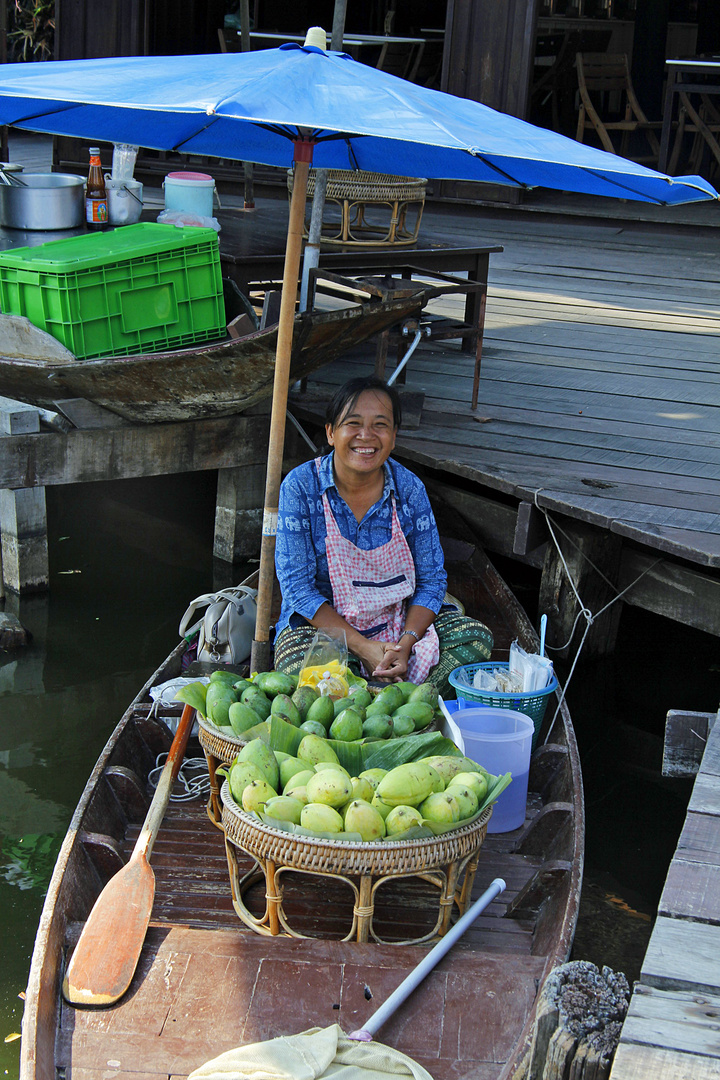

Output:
xmin=287 ymin=168 xmax=428 ymax=246
xmin=221 ymin=780 xmax=493 ymax=945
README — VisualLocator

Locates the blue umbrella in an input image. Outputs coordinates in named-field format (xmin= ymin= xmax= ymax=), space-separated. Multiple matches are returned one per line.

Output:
xmin=0 ymin=42 xmax=715 ymax=204
xmin=0 ymin=39 xmax=715 ymax=667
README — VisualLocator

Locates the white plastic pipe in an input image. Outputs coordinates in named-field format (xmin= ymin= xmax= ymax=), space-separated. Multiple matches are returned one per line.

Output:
xmin=347 ymin=876 xmax=506 ymax=1041
xmin=386 ymin=325 xmax=431 ymax=386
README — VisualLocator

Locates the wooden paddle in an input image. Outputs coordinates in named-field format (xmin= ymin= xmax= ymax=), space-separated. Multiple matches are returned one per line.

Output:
xmin=62 ymin=702 xmax=195 ymax=1006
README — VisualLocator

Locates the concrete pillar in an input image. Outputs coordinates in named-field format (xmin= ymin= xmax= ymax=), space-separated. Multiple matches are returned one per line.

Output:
xmin=213 ymin=463 xmax=265 ymax=564
xmin=0 ymin=487 xmax=49 ymax=593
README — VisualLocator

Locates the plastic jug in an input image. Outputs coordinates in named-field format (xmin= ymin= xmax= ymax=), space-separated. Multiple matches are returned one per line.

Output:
xmin=455 ymin=707 xmax=534 ymax=833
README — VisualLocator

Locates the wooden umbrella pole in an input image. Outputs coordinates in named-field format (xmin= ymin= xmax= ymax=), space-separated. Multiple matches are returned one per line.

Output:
xmin=251 ymin=144 xmax=312 ymax=673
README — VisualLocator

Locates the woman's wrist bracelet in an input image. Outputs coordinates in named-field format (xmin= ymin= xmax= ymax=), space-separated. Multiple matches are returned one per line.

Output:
xmin=400 ymin=629 xmax=421 ymax=645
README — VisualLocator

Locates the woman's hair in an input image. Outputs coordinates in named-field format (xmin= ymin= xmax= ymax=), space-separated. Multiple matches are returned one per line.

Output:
xmin=325 ymin=376 xmax=402 ymax=430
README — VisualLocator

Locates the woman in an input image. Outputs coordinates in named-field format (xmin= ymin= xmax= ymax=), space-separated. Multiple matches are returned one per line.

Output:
xmin=274 ymin=376 xmax=493 ymax=691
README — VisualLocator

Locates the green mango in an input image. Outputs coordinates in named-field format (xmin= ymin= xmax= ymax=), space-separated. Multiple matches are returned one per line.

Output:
xmin=299 ymin=719 xmax=328 ymax=738
xmin=374 ymin=684 xmax=405 ymax=714
xmin=206 ymin=682 xmax=238 ymax=727
xmin=241 ymin=686 xmax=272 ymax=720
xmin=297 ymin=733 xmax=339 ymax=766
xmin=279 ymin=756 xmax=311 ymax=789
xmin=238 ymin=738 xmax=280 ymax=791
xmin=232 ymin=678 xmax=253 ymax=695
xmin=349 ymin=688 xmax=373 ymax=710
xmin=395 ymin=681 xmax=417 ymax=704
xmin=270 ymin=693 xmax=302 ymax=727
xmin=329 ymin=710 xmax=363 ymax=742
xmin=409 ymin=682 xmax=440 ymax=709
xmin=362 ymin=714 xmax=394 ymax=739
xmin=391 ymin=714 xmax=415 ymax=737
xmin=254 ymin=670 xmax=297 ymax=698
xmin=210 ymin=669 xmax=240 ymax=686
xmin=264 ymin=795 xmax=304 ymax=825
xmin=229 ymin=761 xmax=265 ymax=803
xmin=306 ymin=695 xmax=334 ymax=731
xmin=292 ymin=684 xmax=319 ymax=720
xmin=392 ymin=701 xmax=435 ymax=730
xmin=228 ymin=701 xmax=263 ymax=738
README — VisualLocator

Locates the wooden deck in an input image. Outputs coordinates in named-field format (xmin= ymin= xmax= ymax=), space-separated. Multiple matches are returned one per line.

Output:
xmin=291 ymin=202 xmax=720 ymax=644
xmin=610 ymin=712 xmax=720 ymax=1078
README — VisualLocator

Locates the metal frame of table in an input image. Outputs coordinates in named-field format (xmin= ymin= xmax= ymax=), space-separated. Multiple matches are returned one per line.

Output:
xmin=218 ymin=222 xmax=502 ymax=410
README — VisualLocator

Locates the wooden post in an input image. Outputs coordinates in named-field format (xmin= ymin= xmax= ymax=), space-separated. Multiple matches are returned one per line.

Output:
xmin=213 ymin=464 xmax=265 ymax=564
xmin=539 ymin=518 xmax=623 ymax=659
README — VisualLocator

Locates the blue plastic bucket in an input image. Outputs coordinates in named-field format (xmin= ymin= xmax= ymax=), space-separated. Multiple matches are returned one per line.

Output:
xmin=455 ymin=707 xmax=534 ymax=833
xmin=163 ymin=171 xmax=215 ymax=217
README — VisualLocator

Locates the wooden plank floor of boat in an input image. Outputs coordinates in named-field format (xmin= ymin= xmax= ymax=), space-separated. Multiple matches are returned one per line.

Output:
xmin=58 ymin=787 xmax=549 ymax=1080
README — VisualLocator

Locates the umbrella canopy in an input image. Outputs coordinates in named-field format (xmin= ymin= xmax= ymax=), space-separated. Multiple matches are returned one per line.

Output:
xmin=0 ymin=42 xmax=716 ymax=205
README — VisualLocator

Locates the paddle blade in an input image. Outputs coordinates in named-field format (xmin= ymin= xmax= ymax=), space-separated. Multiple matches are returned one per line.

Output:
xmin=62 ymin=853 xmax=155 ymax=1006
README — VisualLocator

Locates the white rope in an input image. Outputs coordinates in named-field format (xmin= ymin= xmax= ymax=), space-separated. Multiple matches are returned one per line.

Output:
xmin=145 ymin=698 xmax=211 ymax=801
xmin=148 ymin=752 xmax=211 ymax=801
xmin=531 ymin=490 xmax=664 ymax=744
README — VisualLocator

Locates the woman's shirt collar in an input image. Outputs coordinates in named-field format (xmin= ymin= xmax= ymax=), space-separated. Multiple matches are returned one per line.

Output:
xmin=318 ymin=451 xmax=397 ymax=503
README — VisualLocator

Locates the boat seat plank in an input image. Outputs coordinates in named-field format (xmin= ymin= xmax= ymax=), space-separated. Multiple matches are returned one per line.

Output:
xmin=60 ymin=925 xmax=548 ymax=1078
xmin=641 ymin=915 xmax=720 ymax=995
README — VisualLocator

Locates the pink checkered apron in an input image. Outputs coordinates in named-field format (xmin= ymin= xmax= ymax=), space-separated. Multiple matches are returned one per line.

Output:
xmin=319 ymin=470 xmax=440 ymax=683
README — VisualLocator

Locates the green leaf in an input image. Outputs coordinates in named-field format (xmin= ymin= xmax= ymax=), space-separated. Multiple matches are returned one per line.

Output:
xmin=174 ymin=681 xmax=207 ymax=718
xmin=269 ymin=714 xmax=304 ymax=755
xmin=362 ymin=731 xmax=462 ymax=772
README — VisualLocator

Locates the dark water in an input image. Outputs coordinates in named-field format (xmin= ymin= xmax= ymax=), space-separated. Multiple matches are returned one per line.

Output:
xmin=1 ymin=476 xmax=717 ymax=1076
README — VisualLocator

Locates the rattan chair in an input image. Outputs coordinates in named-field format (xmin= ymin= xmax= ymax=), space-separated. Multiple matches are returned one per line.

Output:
xmin=575 ymin=52 xmax=662 ymax=164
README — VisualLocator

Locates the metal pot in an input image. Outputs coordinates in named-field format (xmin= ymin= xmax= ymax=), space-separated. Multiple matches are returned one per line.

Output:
xmin=0 ymin=173 xmax=85 ymax=230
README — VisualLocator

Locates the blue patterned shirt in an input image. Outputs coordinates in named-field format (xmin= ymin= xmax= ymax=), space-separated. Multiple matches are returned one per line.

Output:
xmin=275 ymin=453 xmax=447 ymax=636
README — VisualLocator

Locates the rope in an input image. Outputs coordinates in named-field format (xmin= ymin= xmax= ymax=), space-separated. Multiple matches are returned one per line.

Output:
xmin=148 ymin=752 xmax=211 ymax=801
xmin=531 ymin=490 xmax=663 ymax=744
xmin=145 ymin=698 xmax=211 ymax=801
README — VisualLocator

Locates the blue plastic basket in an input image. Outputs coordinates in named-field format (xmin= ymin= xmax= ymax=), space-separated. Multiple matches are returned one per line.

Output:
xmin=447 ymin=662 xmax=558 ymax=750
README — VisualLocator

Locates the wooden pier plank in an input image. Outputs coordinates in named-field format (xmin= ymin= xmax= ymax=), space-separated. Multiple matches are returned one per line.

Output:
xmin=619 ymin=985 xmax=720 ymax=1060
xmin=641 ymin=916 xmax=720 ymax=995
xmin=611 ymin=1041 xmax=720 ymax=1079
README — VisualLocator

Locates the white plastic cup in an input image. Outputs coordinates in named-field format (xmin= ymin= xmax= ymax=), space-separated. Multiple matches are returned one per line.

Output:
xmin=163 ymin=171 xmax=216 ymax=218
xmin=455 ymin=707 xmax=534 ymax=833
xmin=111 ymin=143 xmax=138 ymax=181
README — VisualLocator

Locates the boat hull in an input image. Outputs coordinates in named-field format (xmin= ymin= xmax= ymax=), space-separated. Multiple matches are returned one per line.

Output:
xmin=0 ymin=294 xmax=421 ymax=423
xmin=20 ymin=546 xmax=584 ymax=1080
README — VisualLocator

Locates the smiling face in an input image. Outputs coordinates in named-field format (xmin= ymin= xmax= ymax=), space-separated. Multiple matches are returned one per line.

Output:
xmin=326 ymin=389 xmax=397 ymax=484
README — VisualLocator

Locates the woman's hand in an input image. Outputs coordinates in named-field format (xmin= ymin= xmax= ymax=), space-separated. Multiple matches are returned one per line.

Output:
xmin=371 ymin=640 xmax=413 ymax=682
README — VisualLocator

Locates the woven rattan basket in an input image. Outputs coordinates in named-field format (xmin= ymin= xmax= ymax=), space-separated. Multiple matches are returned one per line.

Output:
xmin=221 ymin=779 xmax=492 ymax=943
xmin=287 ymin=168 xmax=427 ymax=246
xmin=197 ymin=716 xmax=248 ymax=827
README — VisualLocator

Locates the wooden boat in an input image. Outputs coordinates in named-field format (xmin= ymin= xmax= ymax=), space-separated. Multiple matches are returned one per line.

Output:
xmin=21 ymin=541 xmax=583 ymax=1080
xmin=0 ymin=283 xmax=424 ymax=424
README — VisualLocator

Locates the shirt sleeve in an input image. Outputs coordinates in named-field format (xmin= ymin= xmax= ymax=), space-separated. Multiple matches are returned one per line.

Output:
xmin=275 ymin=467 xmax=329 ymax=623
xmin=400 ymin=471 xmax=447 ymax=613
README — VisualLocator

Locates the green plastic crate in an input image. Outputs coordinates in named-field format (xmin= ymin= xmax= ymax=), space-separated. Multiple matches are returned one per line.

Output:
xmin=0 ymin=223 xmax=226 ymax=360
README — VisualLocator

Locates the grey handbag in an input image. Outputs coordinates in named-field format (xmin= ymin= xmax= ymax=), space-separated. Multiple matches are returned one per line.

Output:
xmin=178 ymin=585 xmax=257 ymax=665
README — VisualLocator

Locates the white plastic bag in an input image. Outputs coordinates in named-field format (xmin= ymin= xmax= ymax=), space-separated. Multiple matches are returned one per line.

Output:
xmin=157 ymin=209 xmax=221 ymax=232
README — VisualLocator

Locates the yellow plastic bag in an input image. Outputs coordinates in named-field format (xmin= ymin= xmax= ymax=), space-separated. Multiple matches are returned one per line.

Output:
xmin=298 ymin=630 xmax=349 ymax=699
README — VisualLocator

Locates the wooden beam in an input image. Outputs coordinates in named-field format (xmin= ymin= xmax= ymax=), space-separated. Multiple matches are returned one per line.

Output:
xmin=214 ymin=464 xmax=265 ymax=564
xmin=514 ymin=501 xmax=549 ymax=557
xmin=619 ymin=552 xmax=720 ymax=638
xmin=0 ymin=487 xmax=49 ymax=593
xmin=0 ymin=414 xmax=270 ymax=489
xmin=423 ymin=480 xmax=545 ymax=567
xmin=663 ymin=710 xmax=718 ymax=778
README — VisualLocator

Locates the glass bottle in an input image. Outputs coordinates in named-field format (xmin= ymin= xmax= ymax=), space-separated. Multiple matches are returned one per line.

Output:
xmin=86 ymin=147 xmax=108 ymax=229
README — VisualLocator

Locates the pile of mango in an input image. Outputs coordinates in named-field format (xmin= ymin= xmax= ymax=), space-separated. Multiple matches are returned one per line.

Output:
xmin=190 ymin=668 xmax=443 ymax=743
xmin=226 ymin=735 xmax=490 ymax=842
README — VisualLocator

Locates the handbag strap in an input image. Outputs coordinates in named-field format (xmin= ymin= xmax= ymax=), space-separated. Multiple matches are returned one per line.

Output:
xmin=179 ymin=585 xmax=257 ymax=638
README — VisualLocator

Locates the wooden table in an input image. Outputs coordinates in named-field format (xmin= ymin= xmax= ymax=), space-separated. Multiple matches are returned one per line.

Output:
xmin=659 ymin=57 xmax=720 ymax=174
xmin=217 ymin=205 xmax=502 ymax=408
